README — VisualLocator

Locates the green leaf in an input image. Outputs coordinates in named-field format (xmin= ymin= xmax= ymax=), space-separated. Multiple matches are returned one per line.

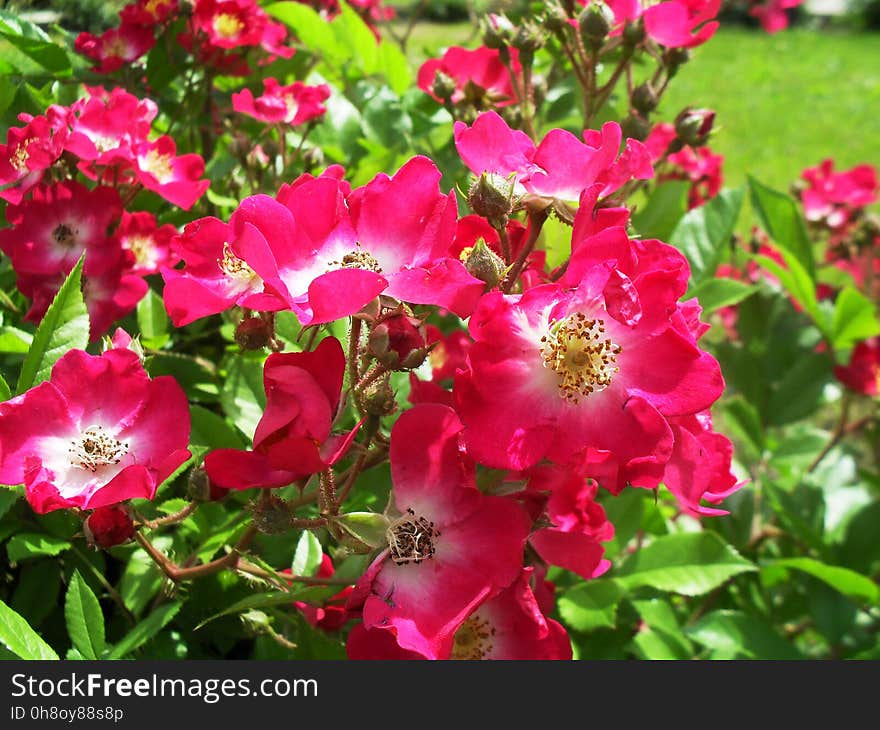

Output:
xmin=721 ymin=396 xmax=765 ymax=460
xmin=266 ymin=2 xmax=345 ymax=66
xmin=558 ymin=579 xmax=624 ymax=632
xmin=189 ymin=405 xmax=246 ymax=449
xmin=753 ymin=249 xmax=825 ymax=334
xmin=0 ymin=325 xmax=32 ymax=354
xmin=11 ymin=560 xmax=61 ymax=627
xmin=672 ymin=187 xmax=744 ymax=286
xmin=137 ymin=288 xmax=169 ymax=348
xmin=830 ymin=286 xmax=880 ymax=354
xmin=64 ymin=571 xmax=105 ymax=660
xmin=291 ymin=530 xmax=322 ymax=577
xmin=0 ymin=599 xmax=59 ymax=659
xmin=220 ymin=355 xmax=266 ymax=440
xmin=763 ymin=558 xmax=879 ymax=605
xmin=748 ymin=176 xmax=814 ymax=278
xmin=688 ymin=278 xmax=755 ymax=314
xmin=107 ymin=602 xmax=181 ymax=659
xmin=686 ymin=610 xmax=806 ymax=659
xmin=120 ymin=539 xmax=167 ymax=616
xmin=632 ymin=180 xmax=690 ymax=241
xmin=632 ymin=627 xmax=692 ymax=659
xmin=613 ymin=532 xmax=756 ymax=596
xmin=195 ymin=588 xmax=331 ymax=630
xmin=7 ymin=532 xmax=69 ymax=562
xmin=766 ymin=350 xmax=832 ymax=427
xmin=16 ymin=255 xmax=88 ymax=394
xmin=330 ymin=511 xmax=389 ymax=550
xmin=0 ymin=371 xmax=9 ymax=401
xmin=0 ymin=11 xmax=71 ymax=74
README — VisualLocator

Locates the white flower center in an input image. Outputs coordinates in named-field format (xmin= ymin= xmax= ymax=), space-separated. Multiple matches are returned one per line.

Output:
xmin=68 ymin=425 xmax=129 ymax=472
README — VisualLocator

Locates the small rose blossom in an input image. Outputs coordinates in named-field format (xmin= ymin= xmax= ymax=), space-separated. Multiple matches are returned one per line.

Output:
xmin=0 ymin=348 xmax=190 ymax=514
xmin=418 ymin=46 xmax=520 ymax=107
xmin=75 ymin=20 xmax=156 ymax=73
xmin=205 ymin=337 xmax=360 ymax=490
xmin=347 ymin=569 xmax=571 ymax=660
xmin=346 ymin=404 xmax=531 ymax=659
xmin=232 ymin=79 xmax=331 ymax=126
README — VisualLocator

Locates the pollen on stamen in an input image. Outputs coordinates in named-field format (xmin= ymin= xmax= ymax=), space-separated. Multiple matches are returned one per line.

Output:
xmin=386 ymin=507 xmax=439 ymax=566
xmin=217 ymin=242 xmax=257 ymax=280
xmin=325 ymin=244 xmax=383 ymax=274
xmin=540 ymin=312 xmax=622 ymax=404
xmin=68 ymin=425 xmax=129 ymax=472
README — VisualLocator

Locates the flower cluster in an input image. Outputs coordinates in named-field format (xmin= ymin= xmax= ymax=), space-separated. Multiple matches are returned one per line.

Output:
xmin=0 ymin=86 xmax=208 ymax=339
xmin=76 ymin=0 xmax=296 ymax=75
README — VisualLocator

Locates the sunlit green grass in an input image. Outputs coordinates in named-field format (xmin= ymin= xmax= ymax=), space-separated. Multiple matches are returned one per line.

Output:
xmin=660 ymin=28 xmax=880 ymax=196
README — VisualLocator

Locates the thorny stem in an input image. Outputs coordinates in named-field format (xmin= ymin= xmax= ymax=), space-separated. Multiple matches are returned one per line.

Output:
xmin=137 ymin=501 xmax=198 ymax=530
xmin=136 ymin=524 xmax=258 ymax=583
xmin=318 ymin=470 xmax=337 ymax=515
xmin=356 ymin=364 xmax=388 ymax=392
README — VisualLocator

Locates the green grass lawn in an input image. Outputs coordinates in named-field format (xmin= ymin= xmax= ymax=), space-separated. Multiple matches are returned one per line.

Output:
xmin=397 ymin=22 xmax=880 ymax=208
xmin=660 ymin=28 xmax=880 ymax=196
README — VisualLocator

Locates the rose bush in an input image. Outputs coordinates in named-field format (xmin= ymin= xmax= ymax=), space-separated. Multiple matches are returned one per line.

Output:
xmin=0 ymin=0 xmax=876 ymax=661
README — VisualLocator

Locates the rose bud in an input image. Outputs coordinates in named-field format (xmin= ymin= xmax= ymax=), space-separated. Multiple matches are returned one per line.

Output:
xmin=368 ymin=310 xmax=430 ymax=370
xmin=188 ymin=464 xmax=227 ymax=503
xmin=462 ymin=238 xmax=508 ymax=290
xmin=623 ymin=17 xmax=646 ymax=47
xmin=621 ymin=112 xmax=652 ymax=142
xmin=356 ymin=373 xmax=398 ymax=418
xmin=235 ymin=315 xmax=275 ymax=351
xmin=248 ymin=493 xmax=292 ymax=535
xmin=483 ymin=13 xmax=514 ymax=49
xmin=674 ymin=107 xmax=715 ymax=147
xmin=84 ymin=505 xmax=135 ymax=549
xmin=431 ymin=70 xmax=457 ymax=103
xmin=631 ymin=81 xmax=658 ymax=114
xmin=468 ymin=172 xmax=515 ymax=227
xmin=579 ymin=2 xmax=614 ymax=48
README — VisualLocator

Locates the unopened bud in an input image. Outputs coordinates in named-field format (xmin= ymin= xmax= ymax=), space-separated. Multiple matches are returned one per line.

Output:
xmin=579 ymin=2 xmax=614 ymax=48
xmin=674 ymin=107 xmax=715 ymax=147
xmin=249 ymin=494 xmax=292 ymax=535
xmin=622 ymin=18 xmax=645 ymax=47
xmin=512 ymin=21 xmax=546 ymax=56
xmin=368 ymin=311 xmax=429 ymax=370
xmin=302 ymin=146 xmax=324 ymax=168
xmin=356 ymin=373 xmax=397 ymax=418
xmin=631 ymin=81 xmax=658 ymax=114
xmin=468 ymin=172 xmax=514 ymax=226
xmin=84 ymin=505 xmax=135 ymax=549
xmin=544 ymin=4 xmax=570 ymax=33
xmin=431 ymin=70 xmax=457 ymax=102
xmin=621 ymin=112 xmax=651 ymax=142
xmin=235 ymin=315 xmax=274 ymax=351
xmin=188 ymin=464 xmax=226 ymax=503
xmin=461 ymin=238 xmax=507 ymax=290
xmin=664 ymin=47 xmax=690 ymax=76
xmin=483 ymin=13 xmax=514 ymax=49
